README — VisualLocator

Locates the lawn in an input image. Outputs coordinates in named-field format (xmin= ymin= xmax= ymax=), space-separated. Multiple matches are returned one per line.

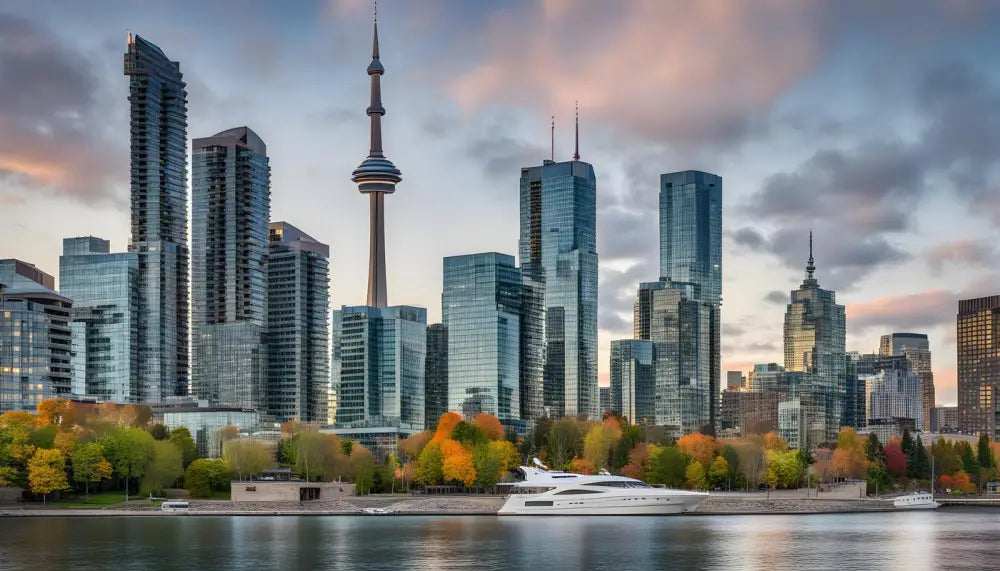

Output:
xmin=52 ymin=491 xmax=129 ymax=509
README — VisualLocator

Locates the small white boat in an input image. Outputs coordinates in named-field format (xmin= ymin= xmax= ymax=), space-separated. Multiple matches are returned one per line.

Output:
xmin=893 ymin=492 xmax=939 ymax=510
xmin=498 ymin=459 xmax=708 ymax=516
xmin=160 ymin=500 xmax=190 ymax=513
xmin=362 ymin=507 xmax=393 ymax=515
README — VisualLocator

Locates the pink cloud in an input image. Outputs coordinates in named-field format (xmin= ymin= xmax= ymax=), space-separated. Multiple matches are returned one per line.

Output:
xmin=926 ymin=239 xmax=995 ymax=273
xmin=846 ymin=289 xmax=954 ymax=332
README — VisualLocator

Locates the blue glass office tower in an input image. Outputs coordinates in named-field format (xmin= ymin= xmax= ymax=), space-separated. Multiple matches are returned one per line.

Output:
xmin=331 ymin=305 xmax=426 ymax=430
xmin=59 ymin=237 xmax=139 ymax=402
xmin=659 ymin=170 xmax=722 ymax=429
xmin=124 ymin=33 xmax=189 ymax=401
xmin=424 ymin=323 xmax=448 ymax=429
xmin=518 ymin=158 xmax=598 ymax=419
xmin=443 ymin=253 xmax=522 ymax=421
xmin=0 ymin=260 xmax=73 ymax=412
xmin=191 ymin=127 xmax=270 ymax=411
xmin=610 ymin=339 xmax=655 ymax=425
xmin=266 ymin=222 xmax=329 ymax=422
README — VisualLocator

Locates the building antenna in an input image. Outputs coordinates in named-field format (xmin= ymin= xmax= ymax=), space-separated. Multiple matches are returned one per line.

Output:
xmin=573 ymin=100 xmax=580 ymax=160
xmin=550 ymin=115 xmax=555 ymax=161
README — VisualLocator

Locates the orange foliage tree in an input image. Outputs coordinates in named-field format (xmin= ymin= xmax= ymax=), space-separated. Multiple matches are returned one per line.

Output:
xmin=433 ymin=412 xmax=463 ymax=442
xmin=622 ymin=442 xmax=654 ymax=480
xmin=472 ymin=414 xmax=505 ymax=440
xmin=441 ymin=439 xmax=476 ymax=486
xmin=569 ymin=457 xmax=596 ymax=475
xmin=677 ymin=433 xmax=717 ymax=466
xmin=940 ymin=471 xmax=976 ymax=494
xmin=762 ymin=432 xmax=789 ymax=452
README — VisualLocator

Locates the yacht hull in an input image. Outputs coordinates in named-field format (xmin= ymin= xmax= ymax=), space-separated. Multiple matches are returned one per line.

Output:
xmin=498 ymin=493 xmax=707 ymax=515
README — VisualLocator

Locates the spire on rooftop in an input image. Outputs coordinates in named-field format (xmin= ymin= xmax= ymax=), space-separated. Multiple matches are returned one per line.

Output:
xmin=573 ymin=101 xmax=580 ymax=161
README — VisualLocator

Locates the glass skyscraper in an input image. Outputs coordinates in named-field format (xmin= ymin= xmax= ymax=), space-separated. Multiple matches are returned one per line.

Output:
xmin=879 ymin=332 xmax=933 ymax=432
xmin=783 ymin=236 xmax=846 ymax=447
xmin=610 ymin=339 xmax=655 ymax=425
xmin=0 ymin=260 xmax=73 ymax=412
xmin=331 ymin=305 xmax=426 ymax=431
xmin=191 ymin=127 xmax=270 ymax=411
xmin=443 ymin=253 xmax=521 ymax=421
xmin=424 ymin=323 xmax=448 ymax=429
xmin=957 ymin=295 xmax=1000 ymax=439
xmin=518 ymin=159 xmax=598 ymax=419
xmin=266 ymin=222 xmax=329 ymax=423
xmin=124 ymin=33 xmax=189 ymax=401
xmin=59 ymin=237 xmax=139 ymax=403
xmin=658 ymin=170 xmax=721 ymax=428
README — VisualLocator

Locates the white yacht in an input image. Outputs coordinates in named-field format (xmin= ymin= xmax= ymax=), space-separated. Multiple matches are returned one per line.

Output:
xmin=498 ymin=461 xmax=708 ymax=515
xmin=892 ymin=492 xmax=940 ymax=510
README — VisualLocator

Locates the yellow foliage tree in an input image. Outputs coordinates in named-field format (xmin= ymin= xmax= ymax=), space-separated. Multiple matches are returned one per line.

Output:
xmin=490 ymin=440 xmax=521 ymax=472
xmin=54 ymin=430 xmax=78 ymax=457
xmin=685 ymin=460 xmax=707 ymax=490
xmin=28 ymin=448 xmax=68 ymax=503
xmin=677 ymin=433 xmax=717 ymax=466
xmin=472 ymin=413 xmax=505 ymax=440
xmin=37 ymin=398 xmax=75 ymax=428
xmin=0 ymin=410 xmax=38 ymax=429
xmin=583 ymin=421 xmax=620 ymax=470
xmin=433 ymin=412 xmax=463 ymax=442
xmin=441 ymin=441 xmax=477 ymax=486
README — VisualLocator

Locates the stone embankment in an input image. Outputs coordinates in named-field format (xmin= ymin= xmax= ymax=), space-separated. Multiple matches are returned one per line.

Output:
xmin=691 ymin=495 xmax=894 ymax=515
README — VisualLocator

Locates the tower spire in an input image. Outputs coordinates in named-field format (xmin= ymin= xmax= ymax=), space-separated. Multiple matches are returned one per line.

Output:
xmin=551 ymin=115 xmax=555 ymax=161
xmin=805 ymin=230 xmax=817 ymax=284
xmin=573 ymin=100 xmax=580 ymax=160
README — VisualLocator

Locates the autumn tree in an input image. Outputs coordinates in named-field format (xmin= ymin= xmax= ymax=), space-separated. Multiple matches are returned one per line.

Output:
xmin=53 ymin=430 xmax=78 ymax=458
xmin=884 ymin=440 xmax=907 ymax=478
xmin=832 ymin=428 xmax=867 ymax=480
xmin=569 ymin=457 xmax=596 ymax=475
xmin=731 ymin=438 xmax=767 ymax=490
xmin=489 ymin=440 xmax=521 ymax=473
xmin=677 ymin=433 xmax=717 ymax=466
xmin=0 ymin=410 xmax=39 ymax=429
xmin=416 ymin=440 xmax=444 ymax=485
xmin=294 ymin=430 xmax=328 ymax=482
xmin=101 ymin=427 xmax=155 ymax=501
xmin=433 ymin=412 xmax=463 ymax=442
xmin=940 ymin=471 xmax=976 ymax=494
xmin=472 ymin=443 xmax=504 ymax=487
xmin=37 ymin=398 xmax=74 ymax=428
xmin=28 ymin=448 xmax=68 ymax=503
xmin=761 ymin=432 xmax=789 ymax=453
xmin=548 ymin=418 xmax=584 ymax=469
xmin=72 ymin=442 xmax=112 ymax=497
xmin=399 ymin=431 xmax=431 ymax=462
xmin=349 ymin=445 xmax=377 ymax=494
xmin=441 ymin=439 xmax=476 ymax=486
xmin=169 ymin=427 xmax=198 ymax=468
xmin=583 ymin=420 xmax=621 ymax=470
xmin=622 ymin=442 xmax=655 ymax=480
xmin=472 ymin=413 xmax=505 ymax=441
xmin=223 ymin=439 xmax=272 ymax=481
xmin=685 ymin=461 xmax=707 ymax=490
xmin=811 ymin=448 xmax=834 ymax=484
xmin=708 ymin=456 xmax=730 ymax=490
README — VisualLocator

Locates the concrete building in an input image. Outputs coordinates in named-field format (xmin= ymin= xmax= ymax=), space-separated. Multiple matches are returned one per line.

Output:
xmin=231 ymin=480 xmax=354 ymax=503
xmin=726 ymin=371 xmax=745 ymax=391
xmin=957 ymin=295 xmax=1000 ymax=439
xmin=0 ymin=260 xmax=73 ymax=412
xmin=720 ymin=390 xmax=782 ymax=434
xmin=124 ymin=33 xmax=190 ymax=402
xmin=931 ymin=406 xmax=959 ymax=433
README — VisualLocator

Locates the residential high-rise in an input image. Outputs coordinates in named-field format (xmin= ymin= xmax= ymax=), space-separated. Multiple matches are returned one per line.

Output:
xmin=610 ymin=339 xmax=655 ymax=424
xmin=266 ymin=222 xmax=329 ymax=422
xmin=957 ymin=295 xmax=1000 ymax=439
xmin=519 ymin=274 xmax=546 ymax=421
xmin=783 ymin=234 xmax=846 ymax=447
xmin=191 ymin=126 xmax=270 ymax=411
xmin=599 ymin=386 xmax=611 ymax=416
xmin=0 ymin=260 xmax=73 ymax=412
xmin=331 ymin=305 xmax=426 ymax=430
xmin=518 ymin=124 xmax=598 ymax=418
xmin=443 ymin=253 xmax=521 ymax=421
xmin=352 ymin=17 xmax=401 ymax=308
xmin=124 ymin=33 xmax=189 ymax=401
xmin=634 ymin=280 xmax=712 ymax=436
xmin=658 ymin=170 xmax=722 ymax=428
xmin=879 ymin=332 xmax=934 ymax=432
xmin=59 ymin=238 xmax=139 ymax=402
xmin=424 ymin=323 xmax=448 ymax=429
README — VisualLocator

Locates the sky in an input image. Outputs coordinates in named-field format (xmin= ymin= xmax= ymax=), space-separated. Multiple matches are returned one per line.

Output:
xmin=3 ymin=0 xmax=1000 ymax=406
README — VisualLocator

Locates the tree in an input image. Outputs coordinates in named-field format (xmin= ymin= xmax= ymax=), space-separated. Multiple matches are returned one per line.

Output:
xmin=169 ymin=427 xmax=198 ymax=468
xmin=71 ymin=442 xmax=112 ymax=497
xmin=932 ymin=438 xmax=961 ymax=478
xmin=833 ymin=428 xmax=867 ymax=479
xmin=884 ymin=441 xmax=907 ymax=478
xmin=548 ymin=418 xmax=583 ymax=469
xmin=686 ymin=461 xmax=707 ymax=490
xmin=708 ymin=455 xmax=730 ymax=490
xmin=349 ymin=446 xmax=376 ymax=495
xmin=441 ymin=439 xmax=476 ymax=486
xmin=294 ymin=431 xmax=328 ymax=482
xmin=340 ymin=439 xmax=355 ymax=457
xmin=583 ymin=421 xmax=621 ymax=470
xmin=865 ymin=433 xmax=887 ymax=465
xmin=622 ymin=442 xmax=654 ymax=480
xmin=977 ymin=434 xmax=994 ymax=469
xmin=812 ymin=448 xmax=834 ymax=484
xmin=649 ymin=446 xmax=688 ymax=487
xmin=101 ymin=427 xmax=155 ymax=501
xmin=911 ymin=435 xmax=930 ymax=480
xmin=940 ymin=471 xmax=976 ymax=494
xmin=53 ymin=430 xmax=78 ymax=458
xmin=223 ymin=439 xmax=272 ymax=482
xmin=489 ymin=440 xmax=521 ymax=473
xmin=432 ymin=412 xmax=463 ymax=442
xmin=185 ymin=458 xmax=232 ymax=498
xmin=416 ymin=440 xmax=444 ymax=485
xmin=399 ymin=431 xmax=431 ymax=463
xmin=472 ymin=413 xmax=505 ymax=441
xmin=37 ymin=398 xmax=74 ymax=428
xmin=732 ymin=438 xmax=767 ymax=489
xmin=149 ymin=423 xmax=170 ymax=441
xmin=451 ymin=421 xmax=488 ymax=447
xmin=28 ymin=448 xmax=68 ymax=503
xmin=677 ymin=433 xmax=717 ymax=466
xmin=472 ymin=443 xmax=504 ymax=487
xmin=569 ymin=457 xmax=596 ymax=475
xmin=142 ymin=440 xmax=184 ymax=495
xmin=0 ymin=410 xmax=39 ymax=429
xmin=762 ymin=432 xmax=789 ymax=453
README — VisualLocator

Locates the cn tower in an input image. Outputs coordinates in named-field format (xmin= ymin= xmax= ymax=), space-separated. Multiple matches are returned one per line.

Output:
xmin=351 ymin=10 xmax=401 ymax=308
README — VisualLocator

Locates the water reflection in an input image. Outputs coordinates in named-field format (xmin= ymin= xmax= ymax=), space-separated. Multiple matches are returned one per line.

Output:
xmin=0 ymin=511 xmax=997 ymax=570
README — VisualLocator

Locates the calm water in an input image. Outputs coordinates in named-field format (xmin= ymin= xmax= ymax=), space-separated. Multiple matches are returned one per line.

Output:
xmin=1 ymin=510 xmax=997 ymax=570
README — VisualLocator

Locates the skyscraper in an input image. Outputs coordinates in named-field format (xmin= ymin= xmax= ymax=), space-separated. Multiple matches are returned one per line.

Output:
xmin=783 ymin=234 xmax=846 ymax=447
xmin=442 ymin=253 xmax=521 ymax=421
xmin=59 ymin=238 xmax=139 ymax=402
xmin=266 ymin=222 xmax=329 ymax=422
xmin=191 ymin=127 xmax=270 ymax=411
xmin=879 ymin=332 xmax=934 ymax=432
xmin=425 ymin=323 xmax=448 ymax=429
xmin=124 ymin=33 xmax=189 ymax=401
xmin=352 ymin=16 xmax=401 ymax=308
xmin=518 ymin=118 xmax=598 ymax=419
xmin=957 ymin=295 xmax=1000 ymax=439
xmin=0 ymin=260 xmax=73 ymax=412
xmin=658 ymin=170 xmax=722 ymax=429
xmin=610 ymin=339 xmax=655 ymax=425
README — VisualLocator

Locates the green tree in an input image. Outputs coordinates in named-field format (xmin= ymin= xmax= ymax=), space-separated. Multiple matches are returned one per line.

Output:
xmin=767 ymin=450 xmax=806 ymax=489
xmin=686 ymin=461 xmax=707 ymax=490
xmin=865 ymin=433 xmax=887 ymax=465
xmin=71 ymin=442 xmax=112 ymax=497
xmin=28 ymin=448 xmax=68 ymax=503
xmin=452 ymin=421 xmax=488 ymax=447
xmin=350 ymin=446 xmax=377 ymax=495
xmin=340 ymin=439 xmax=355 ymax=458
xmin=101 ymin=427 xmax=155 ymax=502
xmin=959 ymin=441 xmax=979 ymax=480
xmin=977 ymin=434 xmax=994 ymax=469
xmin=149 ymin=423 xmax=169 ymax=441
xmin=185 ymin=458 xmax=232 ymax=498
xmin=295 ymin=431 xmax=328 ymax=482
xmin=141 ymin=440 xmax=184 ymax=495
xmin=708 ymin=455 xmax=730 ymax=490
xmin=223 ymin=439 xmax=272 ymax=481
xmin=649 ymin=446 xmax=688 ymax=487
xmin=416 ymin=441 xmax=444 ymax=485
xmin=472 ymin=443 xmax=503 ymax=488
xmin=169 ymin=427 xmax=198 ymax=468
xmin=548 ymin=418 xmax=584 ymax=469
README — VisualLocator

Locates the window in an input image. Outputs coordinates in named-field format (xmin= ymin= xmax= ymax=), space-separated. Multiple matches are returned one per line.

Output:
xmin=525 ymin=501 xmax=553 ymax=507
xmin=554 ymin=489 xmax=604 ymax=495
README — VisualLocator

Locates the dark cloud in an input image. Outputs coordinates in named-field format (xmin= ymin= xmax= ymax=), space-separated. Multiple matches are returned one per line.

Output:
xmin=926 ymin=239 xmax=997 ymax=274
xmin=731 ymin=228 xmax=765 ymax=250
xmin=598 ymin=259 xmax=656 ymax=336
xmin=466 ymin=133 xmax=545 ymax=181
xmin=722 ymin=323 xmax=745 ymax=337
xmin=0 ymin=13 xmax=125 ymax=206
xmin=763 ymin=290 xmax=787 ymax=304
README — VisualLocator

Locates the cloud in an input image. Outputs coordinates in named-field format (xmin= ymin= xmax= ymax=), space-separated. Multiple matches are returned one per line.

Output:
xmin=598 ymin=259 xmax=656 ymax=336
xmin=0 ymin=14 xmax=125 ymax=206
xmin=722 ymin=323 xmax=745 ymax=337
xmin=847 ymin=290 xmax=954 ymax=333
xmin=926 ymin=239 xmax=996 ymax=274
xmin=763 ymin=290 xmax=786 ymax=304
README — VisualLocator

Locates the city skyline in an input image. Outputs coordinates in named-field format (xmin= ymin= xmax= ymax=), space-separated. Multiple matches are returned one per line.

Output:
xmin=6 ymin=2 xmax=1000 ymax=405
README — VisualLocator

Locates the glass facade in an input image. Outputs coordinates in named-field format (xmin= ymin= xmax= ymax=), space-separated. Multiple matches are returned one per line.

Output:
xmin=266 ymin=222 xmax=330 ymax=423
xmin=518 ymin=159 xmax=598 ymax=419
xmin=957 ymin=295 xmax=1000 ymax=439
xmin=783 ymin=244 xmax=846 ymax=446
xmin=424 ymin=323 xmax=448 ymax=429
xmin=658 ymin=170 xmax=721 ymax=429
xmin=331 ymin=305 xmax=426 ymax=431
xmin=880 ymin=333 xmax=933 ymax=432
xmin=191 ymin=127 xmax=270 ymax=411
xmin=634 ymin=280 xmax=712 ymax=436
xmin=59 ymin=238 xmax=139 ymax=403
xmin=124 ymin=34 xmax=189 ymax=402
xmin=0 ymin=260 xmax=73 ymax=412
xmin=610 ymin=339 xmax=655 ymax=425
xmin=442 ymin=253 xmax=521 ymax=421
xmin=161 ymin=407 xmax=260 ymax=458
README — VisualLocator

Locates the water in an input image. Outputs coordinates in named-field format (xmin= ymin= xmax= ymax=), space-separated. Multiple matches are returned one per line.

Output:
xmin=1 ymin=510 xmax=996 ymax=570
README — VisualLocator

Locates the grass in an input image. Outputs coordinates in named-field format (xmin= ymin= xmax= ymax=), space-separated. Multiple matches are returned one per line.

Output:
xmin=210 ymin=489 xmax=231 ymax=500
xmin=52 ymin=491 xmax=129 ymax=509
